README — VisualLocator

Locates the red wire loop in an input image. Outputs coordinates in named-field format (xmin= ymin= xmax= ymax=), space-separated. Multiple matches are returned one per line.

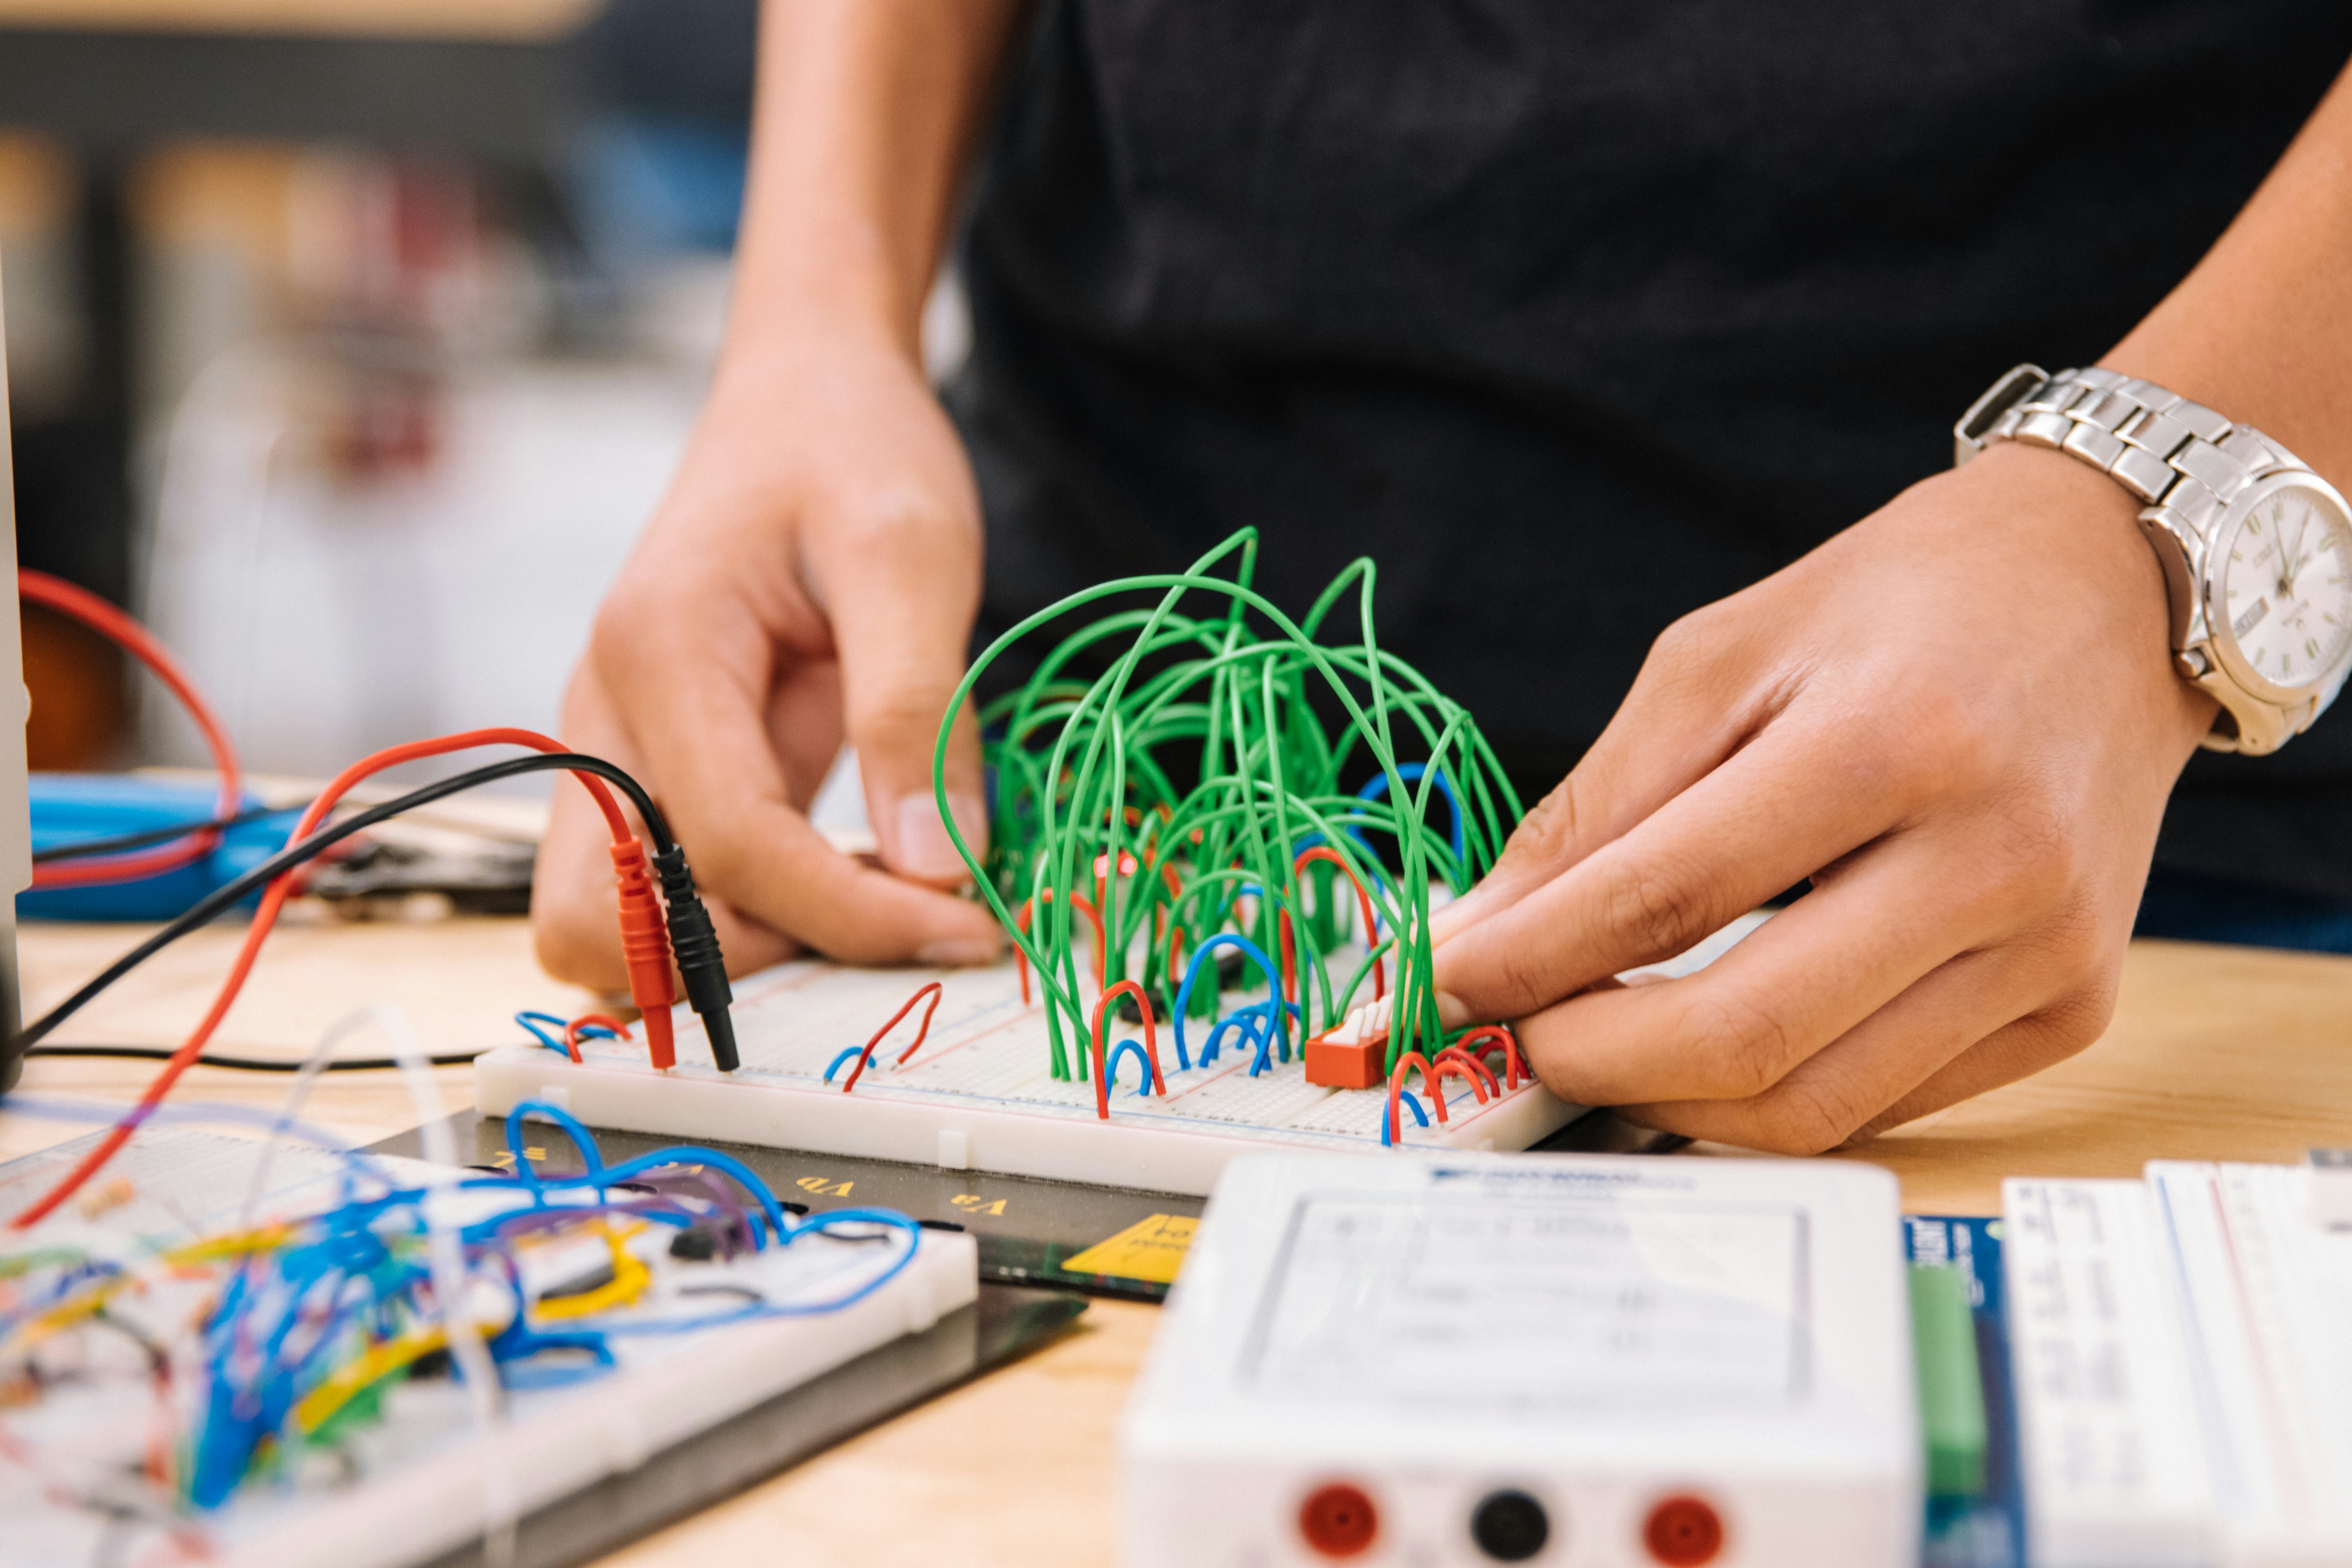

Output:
xmin=1277 ymin=911 xmax=1298 ymax=1005
xmin=1423 ymin=1058 xmax=1488 ymax=1122
xmin=1283 ymin=846 xmax=1385 ymax=1001
xmin=1089 ymin=980 xmax=1165 ymax=1119
xmin=1451 ymin=1024 xmax=1526 ymax=1090
xmin=18 ymin=570 xmax=243 ymax=890
xmin=1432 ymin=1044 xmax=1499 ymax=1101
xmin=563 ymin=1013 xmax=633 ymax=1065
xmin=840 ymin=982 xmax=944 ymax=1093
xmin=1385 ymin=1051 xmax=1434 ymax=1145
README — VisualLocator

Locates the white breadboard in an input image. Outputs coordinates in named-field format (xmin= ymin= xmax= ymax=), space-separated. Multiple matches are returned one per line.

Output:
xmin=0 ymin=1128 xmax=977 ymax=1568
xmin=2003 ymin=1162 xmax=2352 ymax=1568
xmin=475 ymin=917 xmax=1771 ymax=1196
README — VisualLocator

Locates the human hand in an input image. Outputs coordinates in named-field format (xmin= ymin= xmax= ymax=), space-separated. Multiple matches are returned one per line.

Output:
xmin=1426 ymin=443 xmax=2217 ymax=1153
xmin=532 ymin=323 xmax=1003 ymax=987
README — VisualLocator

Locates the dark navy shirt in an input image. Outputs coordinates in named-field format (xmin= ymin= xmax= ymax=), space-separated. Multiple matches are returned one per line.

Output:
xmin=949 ymin=1 xmax=2352 ymax=897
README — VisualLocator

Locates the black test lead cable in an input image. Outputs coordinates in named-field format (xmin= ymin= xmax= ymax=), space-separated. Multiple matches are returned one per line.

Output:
xmin=23 ymin=1045 xmax=495 ymax=1071
xmin=30 ymin=803 xmax=306 ymax=864
xmin=5 ymin=751 xmax=739 ymax=1075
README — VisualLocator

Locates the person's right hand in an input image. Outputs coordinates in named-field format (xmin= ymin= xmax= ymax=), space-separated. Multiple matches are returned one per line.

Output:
xmin=532 ymin=321 xmax=1004 ymax=989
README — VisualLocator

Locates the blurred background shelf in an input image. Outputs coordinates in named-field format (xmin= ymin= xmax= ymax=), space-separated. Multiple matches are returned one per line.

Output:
xmin=0 ymin=1 xmax=596 ymax=38
xmin=0 ymin=0 xmax=811 ymax=789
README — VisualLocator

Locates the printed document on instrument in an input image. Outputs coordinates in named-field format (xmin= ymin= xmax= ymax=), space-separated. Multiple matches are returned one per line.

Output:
xmin=1245 ymin=1190 xmax=1807 ymax=1410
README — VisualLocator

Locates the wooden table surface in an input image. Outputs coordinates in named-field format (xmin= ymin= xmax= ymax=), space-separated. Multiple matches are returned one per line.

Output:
xmin=8 ymin=917 xmax=2351 ymax=1568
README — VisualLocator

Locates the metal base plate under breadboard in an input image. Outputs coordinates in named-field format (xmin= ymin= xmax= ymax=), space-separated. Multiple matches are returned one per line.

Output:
xmin=475 ymin=957 xmax=1585 ymax=1198
xmin=374 ymin=1107 xmax=1681 ymax=1303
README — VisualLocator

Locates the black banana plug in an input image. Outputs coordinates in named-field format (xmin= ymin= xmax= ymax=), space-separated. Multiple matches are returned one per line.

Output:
xmin=651 ymin=846 xmax=739 ymax=1072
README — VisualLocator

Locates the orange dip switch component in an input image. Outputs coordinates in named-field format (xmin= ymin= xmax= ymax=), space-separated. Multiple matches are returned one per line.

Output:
xmin=1304 ymin=1018 xmax=1387 ymax=1090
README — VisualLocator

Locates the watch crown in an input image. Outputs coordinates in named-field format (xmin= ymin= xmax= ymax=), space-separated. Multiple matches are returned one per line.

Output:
xmin=2176 ymin=649 xmax=2211 ymax=680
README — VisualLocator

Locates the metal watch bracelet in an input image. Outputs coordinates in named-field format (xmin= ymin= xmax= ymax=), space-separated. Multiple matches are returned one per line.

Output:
xmin=1955 ymin=364 xmax=2303 ymax=563
xmin=1954 ymin=363 xmax=2340 ymax=750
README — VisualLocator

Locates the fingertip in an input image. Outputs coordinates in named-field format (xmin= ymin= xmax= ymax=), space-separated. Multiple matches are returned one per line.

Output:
xmin=1428 ymin=887 xmax=1492 ymax=946
xmin=703 ymin=899 xmax=802 ymax=979
xmin=923 ymin=884 xmax=1007 ymax=960
xmin=917 ymin=931 xmax=1004 ymax=967
xmin=887 ymin=791 xmax=989 ymax=886
xmin=811 ymin=858 xmax=1006 ymax=967
xmin=936 ymin=883 xmax=1010 ymax=960
xmin=532 ymin=898 xmax=626 ymax=992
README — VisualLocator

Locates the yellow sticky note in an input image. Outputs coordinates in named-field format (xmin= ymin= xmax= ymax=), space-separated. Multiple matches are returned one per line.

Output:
xmin=1061 ymin=1213 xmax=1199 ymax=1285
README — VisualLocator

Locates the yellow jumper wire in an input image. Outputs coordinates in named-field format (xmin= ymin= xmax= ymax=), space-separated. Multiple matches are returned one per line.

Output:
xmin=531 ymin=1224 xmax=652 ymax=1321
xmin=293 ymin=1325 xmax=447 ymax=1436
xmin=0 ymin=1271 xmax=136 ymax=1356
xmin=163 ymin=1222 xmax=299 ymax=1267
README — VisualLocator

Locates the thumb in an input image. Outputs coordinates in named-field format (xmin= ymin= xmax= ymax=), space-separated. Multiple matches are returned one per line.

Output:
xmin=810 ymin=513 xmax=991 ymax=889
xmin=858 ymin=687 xmax=991 ymax=890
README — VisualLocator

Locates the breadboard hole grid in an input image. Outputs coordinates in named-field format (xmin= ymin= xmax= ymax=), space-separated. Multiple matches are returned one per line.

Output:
xmin=569 ymin=957 xmax=1547 ymax=1152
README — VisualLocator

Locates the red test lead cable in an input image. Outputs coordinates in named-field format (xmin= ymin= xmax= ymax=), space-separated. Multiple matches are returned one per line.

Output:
xmin=17 ymin=571 xmax=243 ymax=889
xmin=9 ymin=728 xmax=677 ymax=1230
xmin=608 ymin=840 xmax=680 ymax=1069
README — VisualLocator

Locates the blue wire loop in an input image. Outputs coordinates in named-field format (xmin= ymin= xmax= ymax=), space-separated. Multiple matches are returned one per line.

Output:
xmin=1379 ymin=1089 xmax=1430 ymax=1147
xmin=503 ymin=1099 xmax=604 ymax=1183
xmin=1103 ymin=1038 xmax=1157 ymax=1096
xmin=516 ymin=1010 xmax=617 ymax=1055
xmin=822 ymin=1046 xmax=864 ymax=1083
xmin=1197 ymin=1008 xmax=1262 ymax=1071
xmin=1246 ymin=1001 xmax=1304 ymax=1076
xmin=1197 ymin=1001 xmax=1307 ymax=1076
xmin=501 ymin=1099 xmax=788 ymax=1245
xmin=1171 ymin=932 xmax=1286 ymax=1071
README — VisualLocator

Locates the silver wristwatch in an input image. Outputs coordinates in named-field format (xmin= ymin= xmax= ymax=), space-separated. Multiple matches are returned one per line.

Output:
xmin=1956 ymin=364 xmax=2352 ymax=755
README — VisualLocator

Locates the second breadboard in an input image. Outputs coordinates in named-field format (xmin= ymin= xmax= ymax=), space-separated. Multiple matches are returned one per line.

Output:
xmin=476 ymin=916 xmax=1767 ymax=1195
xmin=2003 ymin=1160 xmax=2352 ymax=1568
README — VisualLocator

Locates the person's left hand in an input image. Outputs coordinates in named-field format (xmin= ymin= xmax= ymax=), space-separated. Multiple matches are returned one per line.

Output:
xmin=1426 ymin=440 xmax=2218 ymax=1153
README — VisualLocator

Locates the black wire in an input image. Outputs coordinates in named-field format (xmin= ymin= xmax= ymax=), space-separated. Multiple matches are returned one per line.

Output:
xmin=30 ymin=803 xmax=307 ymax=864
xmin=6 ymin=751 xmax=673 ymax=1060
xmin=24 ymin=1044 xmax=492 ymax=1071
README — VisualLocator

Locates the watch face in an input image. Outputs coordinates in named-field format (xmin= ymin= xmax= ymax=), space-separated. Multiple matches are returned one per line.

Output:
xmin=2214 ymin=480 xmax=2352 ymax=695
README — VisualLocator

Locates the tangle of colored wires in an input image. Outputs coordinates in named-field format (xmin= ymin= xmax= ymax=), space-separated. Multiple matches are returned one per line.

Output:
xmin=933 ymin=528 xmax=1524 ymax=1087
xmin=0 ymin=1103 xmax=927 ymax=1522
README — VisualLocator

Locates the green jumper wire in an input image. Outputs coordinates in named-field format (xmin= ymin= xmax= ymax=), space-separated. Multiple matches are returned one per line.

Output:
xmin=932 ymin=530 xmax=1524 ymax=1083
